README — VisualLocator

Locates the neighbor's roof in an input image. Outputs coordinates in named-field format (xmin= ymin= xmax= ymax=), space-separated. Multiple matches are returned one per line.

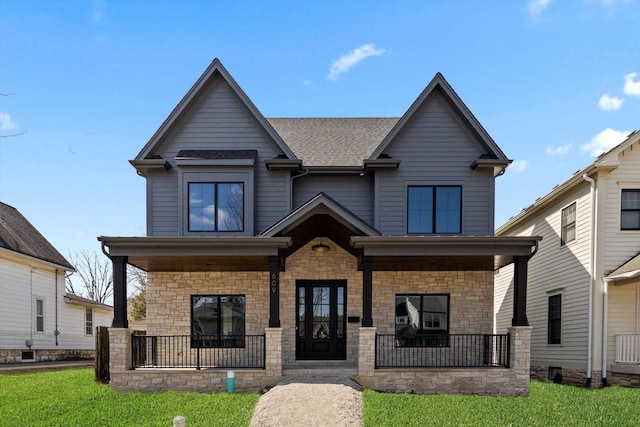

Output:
xmin=0 ymin=202 xmax=74 ymax=270
xmin=267 ymin=118 xmax=399 ymax=167
xmin=606 ymin=252 xmax=640 ymax=282
xmin=64 ymin=292 xmax=113 ymax=309
xmin=497 ymin=130 xmax=640 ymax=235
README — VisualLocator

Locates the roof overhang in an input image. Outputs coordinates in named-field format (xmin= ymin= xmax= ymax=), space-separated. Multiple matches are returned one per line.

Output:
xmin=350 ymin=235 xmax=541 ymax=270
xmin=129 ymin=158 xmax=172 ymax=176
xmin=64 ymin=294 xmax=113 ymax=310
xmin=605 ymin=252 xmax=640 ymax=285
xmin=98 ymin=236 xmax=291 ymax=272
xmin=471 ymin=158 xmax=512 ymax=177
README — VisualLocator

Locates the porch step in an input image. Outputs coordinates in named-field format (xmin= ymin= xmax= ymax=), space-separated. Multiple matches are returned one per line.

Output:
xmin=283 ymin=362 xmax=357 ymax=377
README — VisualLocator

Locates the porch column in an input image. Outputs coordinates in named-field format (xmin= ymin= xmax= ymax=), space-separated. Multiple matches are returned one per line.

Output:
xmin=362 ymin=256 xmax=373 ymax=327
xmin=269 ymin=255 xmax=280 ymax=328
xmin=512 ymin=256 xmax=529 ymax=327
xmin=111 ymin=256 xmax=128 ymax=328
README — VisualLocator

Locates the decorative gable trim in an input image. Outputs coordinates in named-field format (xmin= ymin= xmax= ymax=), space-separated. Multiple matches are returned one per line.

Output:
xmin=260 ymin=192 xmax=381 ymax=237
xmin=134 ymin=58 xmax=297 ymax=161
xmin=369 ymin=73 xmax=509 ymax=164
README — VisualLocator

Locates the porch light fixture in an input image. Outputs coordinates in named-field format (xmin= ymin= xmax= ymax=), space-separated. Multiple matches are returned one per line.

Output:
xmin=312 ymin=238 xmax=330 ymax=252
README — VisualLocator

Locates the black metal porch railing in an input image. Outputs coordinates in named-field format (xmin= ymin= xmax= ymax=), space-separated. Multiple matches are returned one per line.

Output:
xmin=375 ymin=333 xmax=510 ymax=368
xmin=131 ymin=334 xmax=265 ymax=370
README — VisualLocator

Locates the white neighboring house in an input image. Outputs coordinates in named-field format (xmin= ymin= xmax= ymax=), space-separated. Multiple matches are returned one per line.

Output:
xmin=0 ymin=202 xmax=113 ymax=363
xmin=495 ymin=130 xmax=640 ymax=388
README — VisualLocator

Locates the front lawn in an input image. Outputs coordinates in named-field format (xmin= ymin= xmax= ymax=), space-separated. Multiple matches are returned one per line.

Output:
xmin=363 ymin=380 xmax=640 ymax=426
xmin=0 ymin=368 xmax=258 ymax=427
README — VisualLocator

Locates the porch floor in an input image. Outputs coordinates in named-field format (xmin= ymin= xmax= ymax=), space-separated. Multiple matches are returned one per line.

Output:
xmin=283 ymin=361 xmax=358 ymax=377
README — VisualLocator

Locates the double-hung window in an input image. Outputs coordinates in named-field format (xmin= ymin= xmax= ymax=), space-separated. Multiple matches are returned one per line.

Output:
xmin=408 ymin=186 xmax=461 ymax=234
xmin=85 ymin=308 xmax=93 ymax=335
xmin=188 ymin=182 xmax=244 ymax=232
xmin=561 ymin=203 xmax=576 ymax=245
xmin=395 ymin=294 xmax=449 ymax=347
xmin=548 ymin=294 xmax=562 ymax=344
xmin=621 ymin=189 xmax=640 ymax=230
xmin=35 ymin=299 xmax=44 ymax=333
xmin=191 ymin=295 xmax=246 ymax=348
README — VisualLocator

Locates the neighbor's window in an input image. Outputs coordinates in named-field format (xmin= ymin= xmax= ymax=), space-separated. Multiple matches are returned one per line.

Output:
xmin=395 ymin=294 xmax=449 ymax=347
xmin=191 ymin=295 xmax=246 ymax=348
xmin=85 ymin=308 xmax=93 ymax=335
xmin=561 ymin=203 xmax=576 ymax=245
xmin=621 ymin=189 xmax=640 ymax=230
xmin=408 ymin=186 xmax=461 ymax=234
xmin=548 ymin=294 xmax=562 ymax=344
xmin=35 ymin=299 xmax=44 ymax=333
xmin=188 ymin=182 xmax=244 ymax=232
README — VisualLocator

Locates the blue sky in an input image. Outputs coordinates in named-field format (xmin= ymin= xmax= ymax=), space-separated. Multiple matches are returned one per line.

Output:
xmin=1 ymin=0 xmax=639 ymax=270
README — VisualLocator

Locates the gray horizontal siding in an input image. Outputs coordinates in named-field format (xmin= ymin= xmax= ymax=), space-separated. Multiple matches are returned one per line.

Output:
xmin=376 ymin=91 xmax=494 ymax=236
xmin=147 ymin=73 xmax=290 ymax=235
xmin=292 ymin=175 xmax=374 ymax=225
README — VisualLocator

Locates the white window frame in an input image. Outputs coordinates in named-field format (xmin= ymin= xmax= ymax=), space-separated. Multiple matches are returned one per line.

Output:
xmin=35 ymin=298 xmax=45 ymax=333
xmin=85 ymin=307 xmax=93 ymax=336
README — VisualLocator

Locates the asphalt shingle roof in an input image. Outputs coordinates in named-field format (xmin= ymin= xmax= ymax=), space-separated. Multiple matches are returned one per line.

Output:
xmin=0 ymin=202 xmax=74 ymax=270
xmin=267 ymin=118 xmax=399 ymax=166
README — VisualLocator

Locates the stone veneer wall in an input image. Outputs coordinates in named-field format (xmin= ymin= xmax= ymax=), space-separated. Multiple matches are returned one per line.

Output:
xmin=0 ymin=349 xmax=94 ymax=364
xmin=530 ymin=366 xmax=604 ymax=388
xmin=357 ymin=326 xmax=532 ymax=396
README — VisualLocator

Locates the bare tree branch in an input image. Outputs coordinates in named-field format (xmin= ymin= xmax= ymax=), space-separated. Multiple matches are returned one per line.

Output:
xmin=66 ymin=250 xmax=113 ymax=303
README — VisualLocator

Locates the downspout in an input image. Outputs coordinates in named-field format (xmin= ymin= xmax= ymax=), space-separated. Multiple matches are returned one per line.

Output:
xmin=602 ymin=277 xmax=609 ymax=387
xmin=582 ymin=173 xmax=596 ymax=387
xmin=55 ymin=269 xmax=59 ymax=346
xmin=290 ymin=168 xmax=309 ymax=211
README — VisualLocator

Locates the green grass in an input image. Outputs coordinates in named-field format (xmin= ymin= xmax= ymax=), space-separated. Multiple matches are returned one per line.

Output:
xmin=363 ymin=380 xmax=640 ymax=426
xmin=0 ymin=368 xmax=259 ymax=427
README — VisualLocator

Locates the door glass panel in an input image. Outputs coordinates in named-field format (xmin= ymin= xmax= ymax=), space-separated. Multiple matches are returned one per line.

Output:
xmin=312 ymin=287 xmax=330 ymax=340
xmin=298 ymin=287 xmax=305 ymax=339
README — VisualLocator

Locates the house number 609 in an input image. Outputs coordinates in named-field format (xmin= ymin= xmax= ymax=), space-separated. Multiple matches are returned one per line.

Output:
xmin=270 ymin=273 xmax=278 ymax=293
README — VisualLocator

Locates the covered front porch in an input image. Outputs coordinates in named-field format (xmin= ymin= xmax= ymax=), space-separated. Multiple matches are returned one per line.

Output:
xmin=99 ymin=200 xmax=541 ymax=395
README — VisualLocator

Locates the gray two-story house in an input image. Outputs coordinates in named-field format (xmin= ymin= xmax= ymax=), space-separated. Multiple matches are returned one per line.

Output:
xmin=100 ymin=59 xmax=540 ymax=395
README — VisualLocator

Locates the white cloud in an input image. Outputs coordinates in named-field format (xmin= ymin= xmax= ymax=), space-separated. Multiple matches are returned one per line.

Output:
xmin=598 ymin=94 xmax=624 ymax=111
xmin=528 ymin=0 xmax=552 ymax=19
xmin=327 ymin=44 xmax=387 ymax=81
xmin=545 ymin=144 xmax=572 ymax=155
xmin=580 ymin=128 xmax=630 ymax=157
xmin=509 ymin=160 xmax=528 ymax=174
xmin=623 ymin=72 xmax=640 ymax=96
xmin=90 ymin=0 xmax=107 ymax=25
xmin=0 ymin=112 xmax=17 ymax=130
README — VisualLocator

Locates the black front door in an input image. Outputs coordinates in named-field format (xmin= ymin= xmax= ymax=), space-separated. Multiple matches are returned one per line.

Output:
xmin=296 ymin=280 xmax=346 ymax=360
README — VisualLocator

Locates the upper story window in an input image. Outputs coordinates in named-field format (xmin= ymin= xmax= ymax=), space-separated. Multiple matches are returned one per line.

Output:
xmin=561 ymin=203 xmax=576 ymax=245
xmin=407 ymin=186 xmax=461 ymax=234
xmin=188 ymin=182 xmax=244 ymax=232
xmin=621 ymin=189 xmax=640 ymax=230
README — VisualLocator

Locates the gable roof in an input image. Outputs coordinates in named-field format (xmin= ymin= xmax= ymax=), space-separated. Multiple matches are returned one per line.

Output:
xmin=260 ymin=192 xmax=381 ymax=237
xmin=369 ymin=72 xmax=508 ymax=162
xmin=267 ymin=118 xmax=399 ymax=167
xmin=134 ymin=58 xmax=297 ymax=161
xmin=0 ymin=202 xmax=74 ymax=270
xmin=64 ymin=292 xmax=113 ymax=309
xmin=498 ymin=130 xmax=640 ymax=234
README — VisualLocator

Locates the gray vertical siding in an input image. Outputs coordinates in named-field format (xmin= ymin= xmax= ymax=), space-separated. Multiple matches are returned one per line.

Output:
xmin=292 ymin=175 xmax=374 ymax=225
xmin=146 ymin=73 xmax=290 ymax=235
xmin=375 ymin=91 xmax=494 ymax=236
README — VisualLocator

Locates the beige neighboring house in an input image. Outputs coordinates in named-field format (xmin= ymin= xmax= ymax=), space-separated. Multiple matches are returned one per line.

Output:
xmin=0 ymin=202 xmax=112 ymax=363
xmin=495 ymin=130 xmax=640 ymax=388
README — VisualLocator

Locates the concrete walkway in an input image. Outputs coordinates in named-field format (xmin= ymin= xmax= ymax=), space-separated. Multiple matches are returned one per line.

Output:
xmin=250 ymin=376 xmax=363 ymax=427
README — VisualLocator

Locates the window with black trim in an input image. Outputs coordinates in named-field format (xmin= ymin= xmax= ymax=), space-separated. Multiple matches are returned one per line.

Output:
xmin=191 ymin=295 xmax=245 ymax=348
xmin=621 ymin=189 xmax=640 ymax=230
xmin=548 ymin=294 xmax=561 ymax=344
xmin=188 ymin=182 xmax=244 ymax=232
xmin=408 ymin=186 xmax=461 ymax=234
xmin=395 ymin=294 xmax=449 ymax=347
xmin=561 ymin=203 xmax=576 ymax=245
xmin=85 ymin=308 xmax=93 ymax=335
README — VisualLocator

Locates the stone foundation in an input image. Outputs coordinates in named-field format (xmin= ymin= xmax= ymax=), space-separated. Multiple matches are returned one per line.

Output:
xmin=0 ymin=349 xmax=94 ymax=364
xmin=530 ymin=365 xmax=604 ymax=388
xmin=609 ymin=372 xmax=640 ymax=387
